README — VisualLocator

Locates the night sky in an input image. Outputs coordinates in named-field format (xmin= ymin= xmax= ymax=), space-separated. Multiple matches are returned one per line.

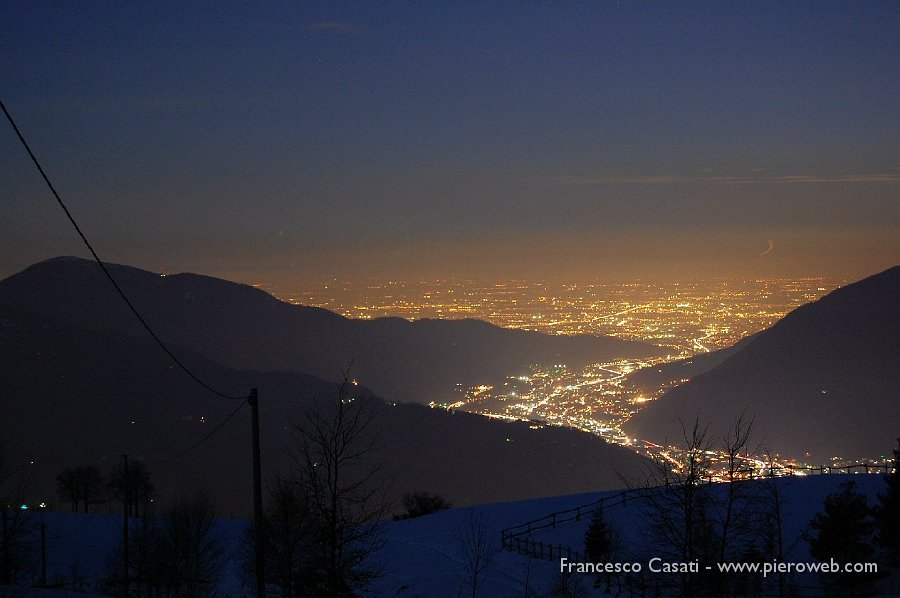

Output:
xmin=2 ymin=2 xmax=898 ymax=283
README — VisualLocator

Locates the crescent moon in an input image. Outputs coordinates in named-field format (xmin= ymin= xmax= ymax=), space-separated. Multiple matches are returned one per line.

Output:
xmin=760 ymin=240 xmax=775 ymax=256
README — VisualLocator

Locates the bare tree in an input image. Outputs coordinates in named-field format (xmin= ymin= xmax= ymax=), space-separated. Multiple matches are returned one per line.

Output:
xmin=78 ymin=465 xmax=107 ymax=513
xmin=393 ymin=491 xmax=452 ymax=520
xmin=57 ymin=465 xmax=106 ymax=513
xmin=290 ymin=375 xmax=387 ymax=597
xmin=715 ymin=414 xmax=755 ymax=562
xmin=0 ymin=438 xmax=37 ymax=588
xmin=130 ymin=509 xmax=164 ymax=595
xmin=519 ymin=553 xmax=538 ymax=598
xmin=243 ymin=476 xmax=315 ymax=597
xmin=546 ymin=567 xmax=587 ymax=598
xmin=635 ymin=417 xmax=718 ymax=596
xmin=158 ymin=492 xmax=226 ymax=597
xmin=55 ymin=467 xmax=80 ymax=512
xmin=457 ymin=510 xmax=497 ymax=598
xmin=108 ymin=459 xmax=154 ymax=517
xmin=649 ymin=418 xmax=715 ymax=559
xmin=755 ymin=451 xmax=799 ymax=598
xmin=104 ymin=506 xmax=163 ymax=595
xmin=107 ymin=491 xmax=225 ymax=597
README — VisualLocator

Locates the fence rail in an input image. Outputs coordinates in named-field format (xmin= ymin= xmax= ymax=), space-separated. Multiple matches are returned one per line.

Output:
xmin=505 ymin=536 xmax=587 ymax=563
xmin=501 ymin=461 xmax=893 ymax=561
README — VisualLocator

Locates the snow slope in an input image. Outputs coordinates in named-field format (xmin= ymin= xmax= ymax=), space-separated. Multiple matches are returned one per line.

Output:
xmin=5 ymin=473 xmax=895 ymax=597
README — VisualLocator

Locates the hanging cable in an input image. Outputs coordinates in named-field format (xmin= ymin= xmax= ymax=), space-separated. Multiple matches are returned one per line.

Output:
xmin=1 ymin=98 xmax=245 ymax=401
xmin=148 ymin=400 xmax=248 ymax=466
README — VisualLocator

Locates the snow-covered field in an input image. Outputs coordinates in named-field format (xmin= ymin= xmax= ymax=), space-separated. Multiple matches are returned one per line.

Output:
xmin=4 ymin=473 xmax=895 ymax=597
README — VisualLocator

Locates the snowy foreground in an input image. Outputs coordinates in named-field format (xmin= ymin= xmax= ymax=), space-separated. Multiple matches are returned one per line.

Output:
xmin=6 ymin=474 xmax=897 ymax=597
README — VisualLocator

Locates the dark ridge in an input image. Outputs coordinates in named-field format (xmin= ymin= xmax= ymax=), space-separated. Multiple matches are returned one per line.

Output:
xmin=0 ymin=304 xmax=648 ymax=514
xmin=0 ymin=256 xmax=665 ymax=405
xmin=625 ymin=266 xmax=900 ymax=461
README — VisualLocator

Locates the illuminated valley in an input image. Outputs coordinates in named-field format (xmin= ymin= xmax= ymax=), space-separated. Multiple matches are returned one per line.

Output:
xmin=255 ymin=276 xmax=892 ymax=478
xmin=268 ymin=277 xmax=837 ymax=356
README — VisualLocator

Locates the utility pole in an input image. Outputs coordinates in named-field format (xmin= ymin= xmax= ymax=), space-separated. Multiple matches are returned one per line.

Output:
xmin=249 ymin=388 xmax=265 ymax=597
xmin=2 ymin=507 xmax=9 ymax=585
xmin=40 ymin=522 xmax=47 ymax=587
xmin=122 ymin=454 xmax=129 ymax=596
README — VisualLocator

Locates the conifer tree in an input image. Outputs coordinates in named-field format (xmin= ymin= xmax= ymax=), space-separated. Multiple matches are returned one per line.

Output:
xmin=584 ymin=507 xmax=613 ymax=590
xmin=584 ymin=508 xmax=612 ymax=563
xmin=807 ymin=480 xmax=878 ymax=594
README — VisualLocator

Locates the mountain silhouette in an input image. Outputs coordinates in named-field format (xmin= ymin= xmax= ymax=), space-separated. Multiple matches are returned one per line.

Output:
xmin=626 ymin=266 xmax=900 ymax=461
xmin=0 ymin=256 xmax=663 ymax=405
xmin=0 ymin=294 xmax=648 ymax=515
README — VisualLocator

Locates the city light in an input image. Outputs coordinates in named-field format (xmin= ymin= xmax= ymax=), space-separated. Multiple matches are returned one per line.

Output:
xmin=270 ymin=275 xmax=891 ymax=477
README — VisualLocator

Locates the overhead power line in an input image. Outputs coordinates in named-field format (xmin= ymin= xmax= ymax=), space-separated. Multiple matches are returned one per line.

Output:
xmin=4 ymin=100 xmax=264 ymax=570
xmin=148 ymin=400 xmax=248 ymax=466
xmin=1 ymin=98 xmax=245 ymax=402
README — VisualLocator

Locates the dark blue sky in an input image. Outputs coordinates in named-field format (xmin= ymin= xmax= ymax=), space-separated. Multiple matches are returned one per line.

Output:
xmin=2 ymin=2 xmax=898 ymax=282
